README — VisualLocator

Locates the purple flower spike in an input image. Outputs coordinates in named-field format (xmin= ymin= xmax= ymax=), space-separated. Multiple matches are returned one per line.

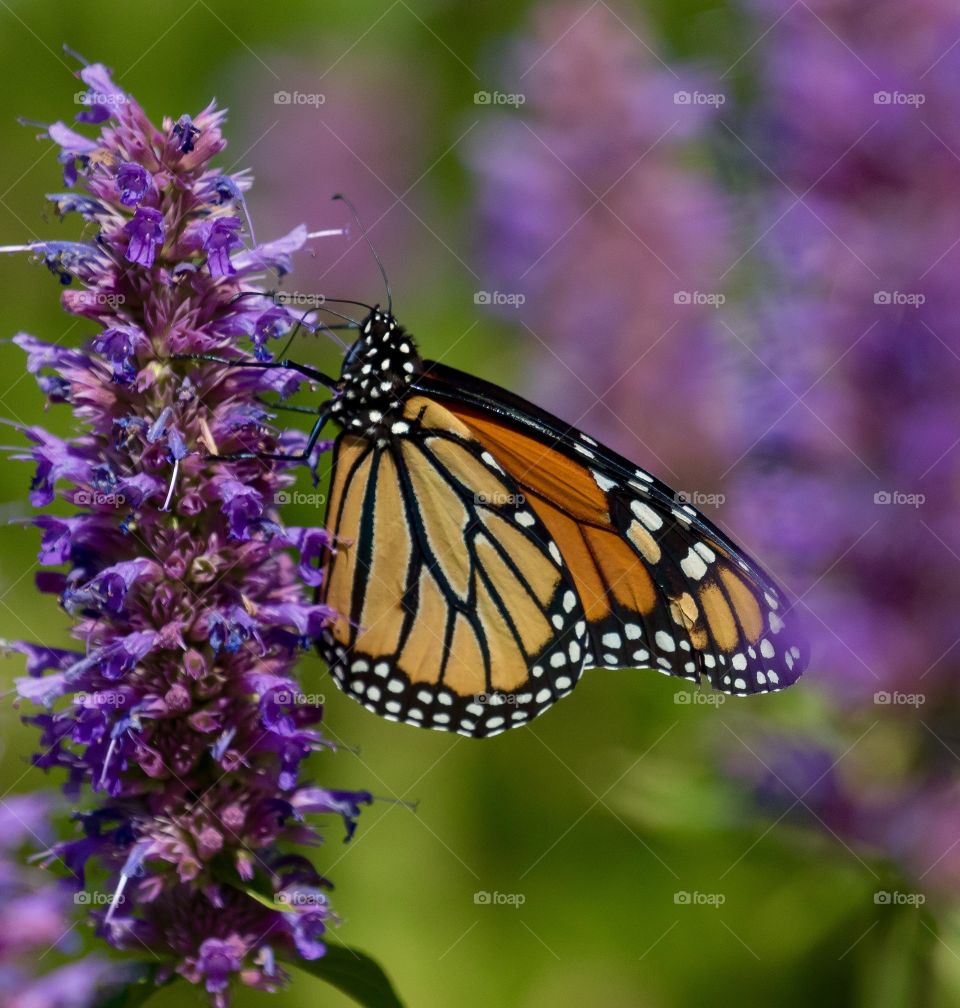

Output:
xmin=5 ymin=59 xmax=368 ymax=1006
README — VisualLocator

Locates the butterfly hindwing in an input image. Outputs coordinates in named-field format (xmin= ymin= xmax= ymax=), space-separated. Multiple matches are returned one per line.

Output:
xmin=318 ymin=395 xmax=589 ymax=737
xmin=415 ymin=361 xmax=808 ymax=697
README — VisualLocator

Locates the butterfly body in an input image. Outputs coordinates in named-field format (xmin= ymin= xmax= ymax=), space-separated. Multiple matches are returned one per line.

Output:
xmin=327 ymin=309 xmax=422 ymax=443
xmin=312 ymin=305 xmax=808 ymax=737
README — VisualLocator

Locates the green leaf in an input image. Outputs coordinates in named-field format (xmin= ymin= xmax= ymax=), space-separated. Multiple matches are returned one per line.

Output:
xmin=208 ymin=857 xmax=293 ymax=913
xmin=281 ymin=943 xmax=405 ymax=1008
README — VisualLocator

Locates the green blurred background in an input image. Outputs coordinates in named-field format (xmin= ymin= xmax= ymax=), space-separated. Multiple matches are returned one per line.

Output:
xmin=0 ymin=2 xmax=951 ymax=1006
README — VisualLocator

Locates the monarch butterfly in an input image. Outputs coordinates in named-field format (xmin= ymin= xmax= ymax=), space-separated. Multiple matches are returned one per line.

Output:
xmin=185 ymin=189 xmax=807 ymax=738
xmin=187 ymin=290 xmax=808 ymax=739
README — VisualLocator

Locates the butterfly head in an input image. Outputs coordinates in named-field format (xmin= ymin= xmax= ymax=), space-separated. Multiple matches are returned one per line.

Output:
xmin=329 ymin=306 xmax=423 ymax=434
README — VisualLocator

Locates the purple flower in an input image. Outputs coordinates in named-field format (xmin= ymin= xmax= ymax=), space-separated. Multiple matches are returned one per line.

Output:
xmin=291 ymin=909 xmax=328 ymax=960
xmin=252 ymin=307 xmax=292 ymax=361
xmin=196 ymin=938 xmax=243 ymax=998
xmin=172 ymin=113 xmax=200 ymax=153
xmin=123 ymin=207 xmax=164 ymax=267
xmin=115 ymin=161 xmax=151 ymax=206
xmin=201 ymin=216 xmax=243 ymax=278
xmin=46 ymin=121 xmax=99 ymax=186
xmin=216 ymin=478 xmax=266 ymax=540
xmin=4 ymin=59 xmax=370 ymax=1005
xmin=91 ymin=326 xmax=143 ymax=383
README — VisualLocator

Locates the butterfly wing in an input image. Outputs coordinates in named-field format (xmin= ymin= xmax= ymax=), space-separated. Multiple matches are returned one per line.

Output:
xmin=415 ymin=361 xmax=808 ymax=696
xmin=318 ymin=395 xmax=589 ymax=737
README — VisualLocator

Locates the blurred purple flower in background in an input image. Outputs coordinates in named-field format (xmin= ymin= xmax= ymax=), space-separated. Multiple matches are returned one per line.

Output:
xmin=238 ymin=50 xmax=430 ymax=310
xmin=0 ymin=794 xmax=122 ymax=1008
xmin=725 ymin=0 xmax=960 ymax=890
xmin=470 ymin=0 xmax=960 ymax=898
xmin=729 ymin=0 xmax=960 ymax=705
xmin=468 ymin=1 xmax=734 ymax=485
xmin=4 ymin=58 xmax=371 ymax=1004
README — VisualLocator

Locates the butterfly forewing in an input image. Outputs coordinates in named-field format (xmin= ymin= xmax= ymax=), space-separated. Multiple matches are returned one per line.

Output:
xmin=415 ymin=362 xmax=808 ymax=697
xmin=319 ymin=394 xmax=589 ymax=737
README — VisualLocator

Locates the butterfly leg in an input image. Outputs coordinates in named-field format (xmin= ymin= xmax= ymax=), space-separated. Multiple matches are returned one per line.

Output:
xmin=211 ymin=407 xmax=332 ymax=484
xmin=173 ymin=352 xmax=337 ymax=389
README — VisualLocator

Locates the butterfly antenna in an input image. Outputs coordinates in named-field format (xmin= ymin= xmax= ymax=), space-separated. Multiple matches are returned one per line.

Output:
xmin=332 ymin=193 xmax=392 ymax=314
